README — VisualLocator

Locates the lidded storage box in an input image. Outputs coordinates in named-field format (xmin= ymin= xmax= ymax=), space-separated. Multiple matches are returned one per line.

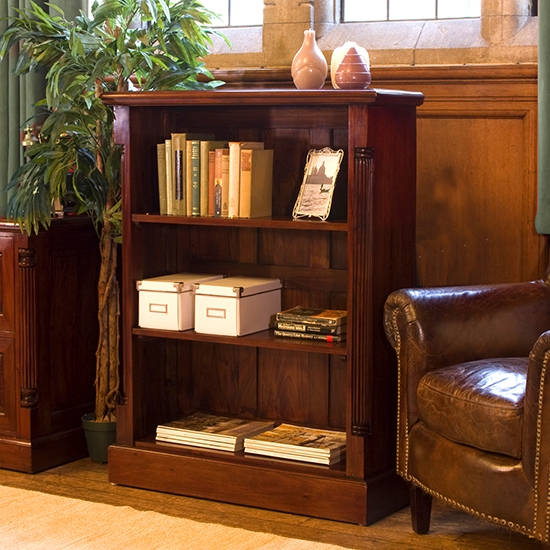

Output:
xmin=137 ymin=273 xmax=223 ymax=331
xmin=194 ymin=276 xmax=282 ymax=336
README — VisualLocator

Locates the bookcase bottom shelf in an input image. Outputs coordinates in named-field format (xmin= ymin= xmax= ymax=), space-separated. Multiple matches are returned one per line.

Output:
xmin=107 ymin=444 xmax=409 ymax=525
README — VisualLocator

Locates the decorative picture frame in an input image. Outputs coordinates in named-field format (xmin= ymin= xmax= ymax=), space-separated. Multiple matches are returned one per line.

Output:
xmin=292 ymin=147 xmax=344 ymax=221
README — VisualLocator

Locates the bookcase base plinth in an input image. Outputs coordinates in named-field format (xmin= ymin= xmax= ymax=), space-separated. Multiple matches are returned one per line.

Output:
xmin=107 ymin=444 xmax=409 ymax=525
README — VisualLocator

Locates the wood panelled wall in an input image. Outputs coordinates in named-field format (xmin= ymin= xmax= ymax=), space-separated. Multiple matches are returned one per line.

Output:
xmin=373 ymin=64 xmax=545 ymax=287
xmin=216 ymin=64 xmax=546 ymax=288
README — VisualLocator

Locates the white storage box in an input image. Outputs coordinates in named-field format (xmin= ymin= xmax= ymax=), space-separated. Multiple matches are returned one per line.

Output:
xmin=137 ymin=273 xmax=224 ymax=331
xmin=194 ymin=276 xmax=282 ymax=336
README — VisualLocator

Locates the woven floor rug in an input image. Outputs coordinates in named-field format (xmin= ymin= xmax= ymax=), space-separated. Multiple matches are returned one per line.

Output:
xmin=0 ymin=484 xmax=352 ymax=549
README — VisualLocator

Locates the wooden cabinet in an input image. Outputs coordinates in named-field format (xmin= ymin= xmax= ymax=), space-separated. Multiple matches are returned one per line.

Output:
xmin=0 ymin=218 xmax=100 ymax=473
xmin=104 ymin=89 xmax=423 ymax=525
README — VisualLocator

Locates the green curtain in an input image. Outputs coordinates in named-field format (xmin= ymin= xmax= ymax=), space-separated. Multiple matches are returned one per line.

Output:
xmin=0 ymin=0 xmax=87 ymax=218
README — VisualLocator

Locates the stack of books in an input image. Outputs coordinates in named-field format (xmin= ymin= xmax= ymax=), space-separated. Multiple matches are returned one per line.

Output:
xmin=273 ymin=306 xmax=347 ymax=342
xmin=155 ymin=412 xmax=274 ymax=452
xmin=244 ymin=424 xmax=346 ymax=465
xmin=157 ymin=134 xmax=273 ymax=219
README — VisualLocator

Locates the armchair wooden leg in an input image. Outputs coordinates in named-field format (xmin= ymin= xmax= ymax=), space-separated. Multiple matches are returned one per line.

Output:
xmin=410 ymin=484 xmax=432 ymax=534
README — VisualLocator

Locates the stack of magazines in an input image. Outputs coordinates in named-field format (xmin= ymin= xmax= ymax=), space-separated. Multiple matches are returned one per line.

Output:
xmin=156 ymin=412 xmax=274 ymax=452
xmin=244 ymin=423 xmax=346 ymax=465
xmin=273 ymin=306 xmax=347 ymax=343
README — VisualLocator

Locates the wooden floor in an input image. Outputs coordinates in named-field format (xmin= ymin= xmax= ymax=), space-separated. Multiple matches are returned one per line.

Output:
xmin=0 ymin=458 xmax=543 ymax=549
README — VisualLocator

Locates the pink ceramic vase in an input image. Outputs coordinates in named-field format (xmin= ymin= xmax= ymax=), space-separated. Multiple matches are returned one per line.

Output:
xmin=334 ymin=45 xmax=371 ymax=90
xmin=291 ymin=30 xmax=328 ymax=90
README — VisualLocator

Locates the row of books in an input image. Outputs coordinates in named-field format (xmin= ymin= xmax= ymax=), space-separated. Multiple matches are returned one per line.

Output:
xmin=155 ymin=412 xmax=346 ymax=466
xmin=157 ymin=134 xmax=274 ymax=219
xmin=273 ymin=306 xmax=347 ymax=343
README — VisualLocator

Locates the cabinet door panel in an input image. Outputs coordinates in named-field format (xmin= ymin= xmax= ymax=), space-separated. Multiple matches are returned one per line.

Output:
xmin=0 ymin=237 xmax=15 ymax=333
xmin=0 ymin=337 xmax=17 ymax=433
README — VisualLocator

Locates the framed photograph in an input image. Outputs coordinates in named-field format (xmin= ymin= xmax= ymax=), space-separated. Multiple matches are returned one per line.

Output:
xmin=292 ymin=147 xmax=344 ymax=221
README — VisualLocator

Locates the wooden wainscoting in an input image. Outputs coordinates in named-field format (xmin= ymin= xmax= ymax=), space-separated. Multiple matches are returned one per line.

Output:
xmin=373 ymin=64 xmax=545 ymax=287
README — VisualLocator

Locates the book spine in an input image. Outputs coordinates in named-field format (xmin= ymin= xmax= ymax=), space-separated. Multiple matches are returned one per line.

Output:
xmin=275 ymin=321 xmax=345 ymax=335
xmin=214 ymin=148 xmax=224 ymax=217
xmin=164 ymin=139 xmax=173 ymax=215
xmin=190 ymin=139 xmax=201 ymax=216
xmin=174 ymin=146 xmax=185 ymax=204
xmin=239 ymin=149 xmax=253 ymax=219
xmin=273 ymin=330 xmax=345 ymax=342
xmin=228 ymin=142 xmax=241 ymax=218
xmin=220 ymin=148 xmax=230 ymax=217
xmin=171 ymin=134 xmax=187 ymax=216
xmin=274 ymin=314 xmax=342 ymax=327
xmin=185 ymin=140 xmax=193 ymax=216
xmin=239 ymin=149 xmax=273 ymax=219
xmin=156 ymin=143 xmax=167 ymax=215
xmin=207 ymin=149 xmax=216 ymax=217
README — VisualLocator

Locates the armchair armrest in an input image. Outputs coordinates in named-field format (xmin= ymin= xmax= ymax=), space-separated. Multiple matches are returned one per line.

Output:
xmin=523 ymin=330 xmax=550 ymax=487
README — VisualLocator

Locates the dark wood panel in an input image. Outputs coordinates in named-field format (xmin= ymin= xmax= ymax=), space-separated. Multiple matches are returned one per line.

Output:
xmin=0 ymin=338 xmax=16 ymax=433
xmin=0 ymin=236 xmax=15 ymax=334
xmin=191 ymin=343 xmax=255 ymax=415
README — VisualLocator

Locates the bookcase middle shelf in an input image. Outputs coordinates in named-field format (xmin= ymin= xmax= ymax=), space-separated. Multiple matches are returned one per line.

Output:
xmin=133 ymin=327 xmax=348 ymax=355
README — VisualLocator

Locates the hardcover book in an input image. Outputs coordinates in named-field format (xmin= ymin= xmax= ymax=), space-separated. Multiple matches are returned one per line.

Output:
xmin=189 ymin=139 xmax=201 ymax=216
xmin=207 ymin=150 xmax=216 ymax=216
xmin=156 ymin=412 xmax=274 ymax=452
xmin=239 ymin=148 xmax=274 ymax=218
xmin=214 ymin=147 xmax=230 ymax=217
xmin=275 ymin=306 xmax=347 ymax=326
xmin=273 ymin=329 xmax=346 ymax=343
xmin=164 ymin=139 xmax=173 ymax=215
xmin=156 ymin=143 xmax=167 ymax=215
xmin=275 ymin=321 xmax=347 ymax=335
xmin=171 ymin=133 xmax=215 ymax=216
xmin=228 ymin=141 xmax=264 ymax=218
xmin=201 ymin=140 xmax=228 ymax=217
xmin=171 ymin=133 xmax=187 ymax=216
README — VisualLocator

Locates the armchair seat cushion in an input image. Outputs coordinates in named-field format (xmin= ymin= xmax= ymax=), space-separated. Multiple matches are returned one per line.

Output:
xmin=417 ymin=358 xmax=528 ymax=459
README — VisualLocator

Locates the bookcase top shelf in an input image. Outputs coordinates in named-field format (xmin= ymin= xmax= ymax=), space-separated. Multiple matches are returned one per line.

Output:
xmin=101 ymin=87 xmax=424 ymax=108
xmin=132 ymin=213 xmax=348 ymax=231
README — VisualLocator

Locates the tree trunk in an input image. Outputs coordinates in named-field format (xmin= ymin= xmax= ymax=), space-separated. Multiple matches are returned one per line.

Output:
xmin=94 ymin=221 xmax=119 ymax=422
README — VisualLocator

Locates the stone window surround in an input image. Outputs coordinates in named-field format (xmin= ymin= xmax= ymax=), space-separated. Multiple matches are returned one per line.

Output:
xmin=205 ymin=0 xmax=537 ymax=70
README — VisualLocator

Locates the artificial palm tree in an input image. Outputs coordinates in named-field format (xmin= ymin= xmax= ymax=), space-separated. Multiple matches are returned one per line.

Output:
xmin=0 ymin=0 xmax=225 ymax=422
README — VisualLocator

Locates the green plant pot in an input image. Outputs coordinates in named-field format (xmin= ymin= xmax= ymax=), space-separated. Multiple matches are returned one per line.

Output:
xmin=81 ymin=413 xmax=116 ymax=464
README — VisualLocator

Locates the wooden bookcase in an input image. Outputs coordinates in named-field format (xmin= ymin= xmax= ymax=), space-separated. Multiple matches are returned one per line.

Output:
xmin=103 ymin=88 xmax=424 ymax=525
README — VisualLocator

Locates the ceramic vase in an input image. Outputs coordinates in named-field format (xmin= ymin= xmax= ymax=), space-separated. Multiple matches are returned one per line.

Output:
xmin=331 ymin=42 xmax=371 ymax=90
xmin=291 ymin=30 xmax=328 ymax=90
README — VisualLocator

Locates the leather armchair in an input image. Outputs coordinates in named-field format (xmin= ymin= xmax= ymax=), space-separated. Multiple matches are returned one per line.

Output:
xmin=383 ymin=274 xmax=550 ymax=547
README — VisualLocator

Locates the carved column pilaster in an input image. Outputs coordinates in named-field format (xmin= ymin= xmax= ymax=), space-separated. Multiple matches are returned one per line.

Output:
xmin=18 ymin=248 xmax=38 ymax=408
xmin=350 ymin=147 xmax=374 ymax=436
